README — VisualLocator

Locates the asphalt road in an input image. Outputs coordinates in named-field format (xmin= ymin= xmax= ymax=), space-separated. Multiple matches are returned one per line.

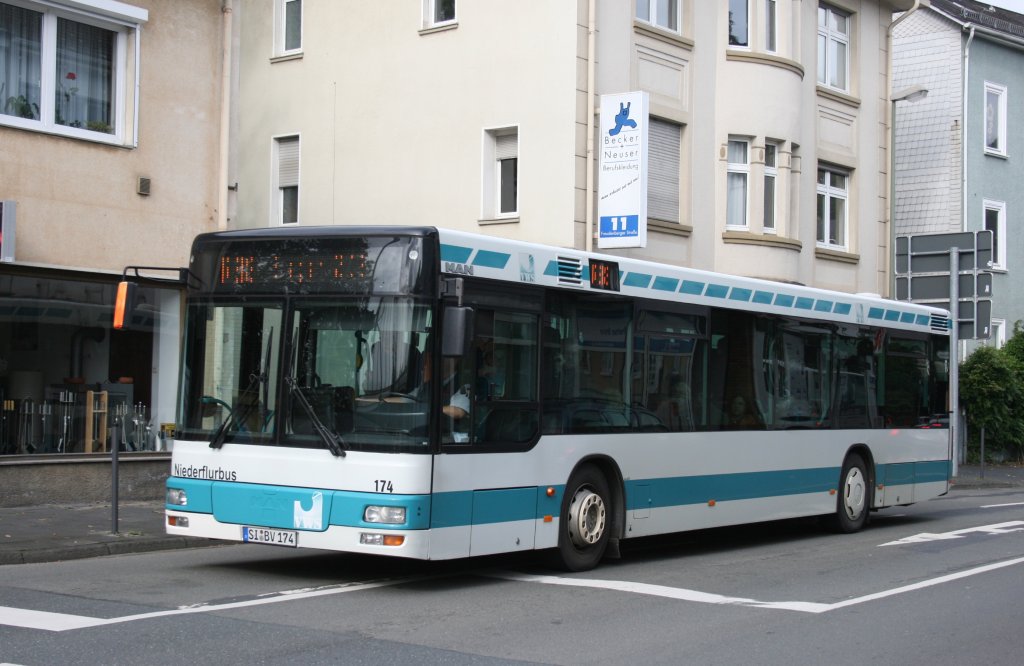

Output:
xmin=2 ymin=483 xmax=1023 ymax=665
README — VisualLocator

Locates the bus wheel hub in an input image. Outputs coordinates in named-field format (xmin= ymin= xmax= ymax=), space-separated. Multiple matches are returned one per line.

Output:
xmin=568 ymin=489 xmax=606 ymax=547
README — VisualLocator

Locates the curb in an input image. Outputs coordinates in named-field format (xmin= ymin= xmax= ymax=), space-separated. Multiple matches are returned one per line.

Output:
xmin=0 ymin=536 xmax=222 ymax=566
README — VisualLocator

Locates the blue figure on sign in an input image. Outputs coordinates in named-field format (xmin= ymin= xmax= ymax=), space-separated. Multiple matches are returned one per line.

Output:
xmin=609 ymin=102 xmax=637 ymax=137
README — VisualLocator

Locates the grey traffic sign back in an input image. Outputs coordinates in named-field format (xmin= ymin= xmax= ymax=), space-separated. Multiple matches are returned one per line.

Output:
xmin=894 ymin=230 xmax=994 ymax=341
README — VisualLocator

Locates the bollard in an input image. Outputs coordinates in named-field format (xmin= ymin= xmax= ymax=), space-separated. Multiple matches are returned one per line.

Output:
xmin=111 ymin=421 xmax=119 ymax=534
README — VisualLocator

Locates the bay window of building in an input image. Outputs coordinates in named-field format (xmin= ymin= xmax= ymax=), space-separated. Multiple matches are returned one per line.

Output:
xmin=816 ymin=165 xmax=848 ymax=249
xmin=728 ymin=0 xmax=749 ymax=47
xmin=726 ymin=138 xmax=750 ymax=229
xmin=817 ymin=4 xmax=849 ymax=92
xmin=0 ymin=0 xmax=147 ymax=143
xmin=763 ymin=142 xmax=778 ymax=232
xmin=636 ymin=0 xmax=680 ymax=33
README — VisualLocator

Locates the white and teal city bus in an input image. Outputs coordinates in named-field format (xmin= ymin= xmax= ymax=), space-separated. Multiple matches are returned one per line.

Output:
xmin=162 ymin=226 xmax=952 ymax=570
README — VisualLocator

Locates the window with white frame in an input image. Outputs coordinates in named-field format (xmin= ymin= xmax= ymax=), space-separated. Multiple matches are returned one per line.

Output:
xmin=728 ymin=0 xmax=749 ymax=47
xmin=636 ymin=0 xmax=679 ymax=33
xmin=765 ymin=0 xmax=777 ymax=52
xmin=275 ymin=136 xmax=300 ymax=225
xmin=726 ymin=138 xmax=749 ymax=229
xmin=983 ymin=200 xmax=1006 ymax=270
xmin=424 ymin=0 xmax=456 ymax=29
xmin=275 ymin=0 xmax=302 ymax=55
xmin=0 ymin=0 xmax=146 ymax=143
xmin=483 ymin=128 xmax=518 ymax=218
xmin=648 ymin=118 xmax=681 ymax=223
xmin=816 ymin=166 xmax=848 ymax=248
xmin=990 ymin=319 xmax=1006 ymax=348
xmin=763 ymin=142 xmax=778 ymax=232
xmin=817 ymin=4 xmax=849 ymax=92
xmin=984 ymin=82 xmax=1007 ymax=156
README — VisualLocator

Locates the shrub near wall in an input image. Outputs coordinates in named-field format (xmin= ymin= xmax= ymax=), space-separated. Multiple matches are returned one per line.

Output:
xmin=960 ymin=323 xmax=1024 ymax=462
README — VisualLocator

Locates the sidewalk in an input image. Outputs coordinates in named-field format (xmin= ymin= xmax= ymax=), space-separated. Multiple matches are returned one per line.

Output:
xmin=1 ymin=465 xmax=1021 ymax=566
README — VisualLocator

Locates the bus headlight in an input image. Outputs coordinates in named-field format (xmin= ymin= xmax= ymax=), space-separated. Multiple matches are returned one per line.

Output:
xmin=166 ymin=488 xmax=188 ymax=506
xmin=364 ymin=505 xmax=406 ymax=524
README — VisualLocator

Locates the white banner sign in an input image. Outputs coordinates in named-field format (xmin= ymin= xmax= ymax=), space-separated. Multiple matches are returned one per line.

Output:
xmin=598 ymin=91 xmax=648 ymax=249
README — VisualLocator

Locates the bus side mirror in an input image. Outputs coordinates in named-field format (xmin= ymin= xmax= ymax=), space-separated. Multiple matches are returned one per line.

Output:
xmin=113 ymin=281 xmax=137 ymax=330
xmin=442 ymin=306 xmax=474 ymax=357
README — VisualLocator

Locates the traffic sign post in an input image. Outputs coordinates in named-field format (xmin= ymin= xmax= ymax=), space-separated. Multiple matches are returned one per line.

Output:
xmin=894 ymin=230 xmax=996 ymax=474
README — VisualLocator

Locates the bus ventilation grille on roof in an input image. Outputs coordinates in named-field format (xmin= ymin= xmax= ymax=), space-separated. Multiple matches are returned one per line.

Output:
xmin=931 ymin=315 xmax=951 ymax=332
xmin=556 ymin=256 xmax=583 ymax=286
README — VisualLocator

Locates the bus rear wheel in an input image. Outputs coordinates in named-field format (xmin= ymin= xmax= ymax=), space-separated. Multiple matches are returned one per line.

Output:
xmin=555 ymin=464 xmax=610 ymax=571
xmin=829 ymin=453 xmax=870 ymax=533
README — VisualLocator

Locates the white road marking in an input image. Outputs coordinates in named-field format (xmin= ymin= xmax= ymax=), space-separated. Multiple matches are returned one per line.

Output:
xmin=981 ymin=502 xmax=1024 ymax=509
xmin=489 ymin=555 xmax=1024 ymax=614
xmin=0 ymin=578 xmax=412 ymax=632
xmin=5 ymin=548 xmax=1024 ymax=631
xmin=878 ymin=520 xmax=1024 ymax=546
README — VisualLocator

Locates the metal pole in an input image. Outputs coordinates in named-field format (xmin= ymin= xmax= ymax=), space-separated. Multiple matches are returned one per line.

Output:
xmin=949 ymin=248 xmax=960 ymax=479
xmin=111 ymin=421 xmax=119 ymax=535
xmin=980 ymin=426 xmax=986 ymax=479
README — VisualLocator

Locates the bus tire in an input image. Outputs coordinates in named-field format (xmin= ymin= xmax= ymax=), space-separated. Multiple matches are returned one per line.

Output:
xmin=829 ymin=453 xmax=870 ymax=533
xmin=555 ymin=464 xmax=611 ymax=571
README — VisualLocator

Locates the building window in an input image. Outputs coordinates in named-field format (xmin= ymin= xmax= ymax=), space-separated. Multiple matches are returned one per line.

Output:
xmin=0 ymin=0 xmax=146 ymax=143
xmin=729 ymin=0 xmax=749 ymax=47
xmin=983 ymin=200 xmax=1006 ymax=270
xmin=648 ymin=118 xmax=681 ymax=224
xmin=275 ymin=136 xmax=300 ymax=225
xmin=765 ymin=0 xmax=777 ymax=52
xmin=483 ymin=128 xmax=518 ymax=219
xmin=637 ymin=0 xmax=679 ymax=33
xmin=984 ymin=82 xmax=1007 ymax=156
xmin=817 ymin=4 xmax=849 ymax=92
xmin=276 ymin=0 xmax=302 ymax=55
xmin=424 ymin=0 xmax=456 ymax=28
xmin=763 ymin=142 xmax=778 ymax=232
xmin=816 ymin=166 xmax=848 ymax=249
xmin=726 ymin=138 xmax=749 ymax=229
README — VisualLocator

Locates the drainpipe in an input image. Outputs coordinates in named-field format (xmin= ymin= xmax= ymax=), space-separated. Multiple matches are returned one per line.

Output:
xmin=217 ymin=0 xmax=234 ymax=231
xmin=962 ymin=24 xmax=975 ymax=237
xmin=585 ymin=0 xmax=596 ymax=253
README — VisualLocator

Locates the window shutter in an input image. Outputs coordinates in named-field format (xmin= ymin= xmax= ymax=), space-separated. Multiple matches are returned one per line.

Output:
xmin=278 ymin=137 xmax=300 ymax=187
xmin=648 ymin=119 xmax=680 ymax=223
xmin=495 ymin=132 xmax=518 ymax=161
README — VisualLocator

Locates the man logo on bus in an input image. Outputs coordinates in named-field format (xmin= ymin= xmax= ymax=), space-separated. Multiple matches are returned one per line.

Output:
xmin=608 ymin=102 xmax=637 ymax=137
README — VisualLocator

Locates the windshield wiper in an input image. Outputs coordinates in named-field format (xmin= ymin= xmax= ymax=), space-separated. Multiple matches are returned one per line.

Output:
xmin=209 ymin=328 xmax=273 ymax=450
xmin=286 ymin=376 xmax=347 ymax=457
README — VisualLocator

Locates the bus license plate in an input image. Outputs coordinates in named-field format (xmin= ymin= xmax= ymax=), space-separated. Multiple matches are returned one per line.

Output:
xmin=242 ymin=526 xmax=298 ymax=547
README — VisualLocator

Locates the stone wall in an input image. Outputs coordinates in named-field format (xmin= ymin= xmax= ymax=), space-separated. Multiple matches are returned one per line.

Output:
xmin=0 ymin=454 xmax=169 ymax=507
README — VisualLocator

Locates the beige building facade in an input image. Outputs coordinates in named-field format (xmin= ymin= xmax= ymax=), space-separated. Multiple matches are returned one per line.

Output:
xmin=230 ymin=0 xmax=913 ymax=297
xmin=0 ymin=0 xmax=225 ymax=482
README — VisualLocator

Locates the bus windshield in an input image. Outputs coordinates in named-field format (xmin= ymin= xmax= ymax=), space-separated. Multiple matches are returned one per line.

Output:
xmin=177 ymin=296 xmax=436 ymax=453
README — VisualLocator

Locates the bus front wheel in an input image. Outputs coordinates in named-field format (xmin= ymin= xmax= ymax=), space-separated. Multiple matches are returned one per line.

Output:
xmin=829 ymin=453 xmax=870 ymax=533
xmin=555 ymin=464 xmax=611 ymax=571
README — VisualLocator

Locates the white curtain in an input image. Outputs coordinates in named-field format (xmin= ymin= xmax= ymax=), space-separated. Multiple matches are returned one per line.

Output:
xmin=1 ymin=3 xmax=43 ymax=120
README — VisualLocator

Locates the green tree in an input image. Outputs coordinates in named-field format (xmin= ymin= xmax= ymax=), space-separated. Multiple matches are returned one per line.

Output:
xmin=960 ymin=345 xmax=1024 ymax=461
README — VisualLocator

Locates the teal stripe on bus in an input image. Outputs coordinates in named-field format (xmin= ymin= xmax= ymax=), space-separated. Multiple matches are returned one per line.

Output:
xmin=624 ymin=467 xmax=839 ymax=510
xmin=472 ymin=250 xmax=511 ymax=269
xmin=440 ymin=244 xmax=473 ymax=263
xmin=624 ymin=272 xmax=653 ymax=288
